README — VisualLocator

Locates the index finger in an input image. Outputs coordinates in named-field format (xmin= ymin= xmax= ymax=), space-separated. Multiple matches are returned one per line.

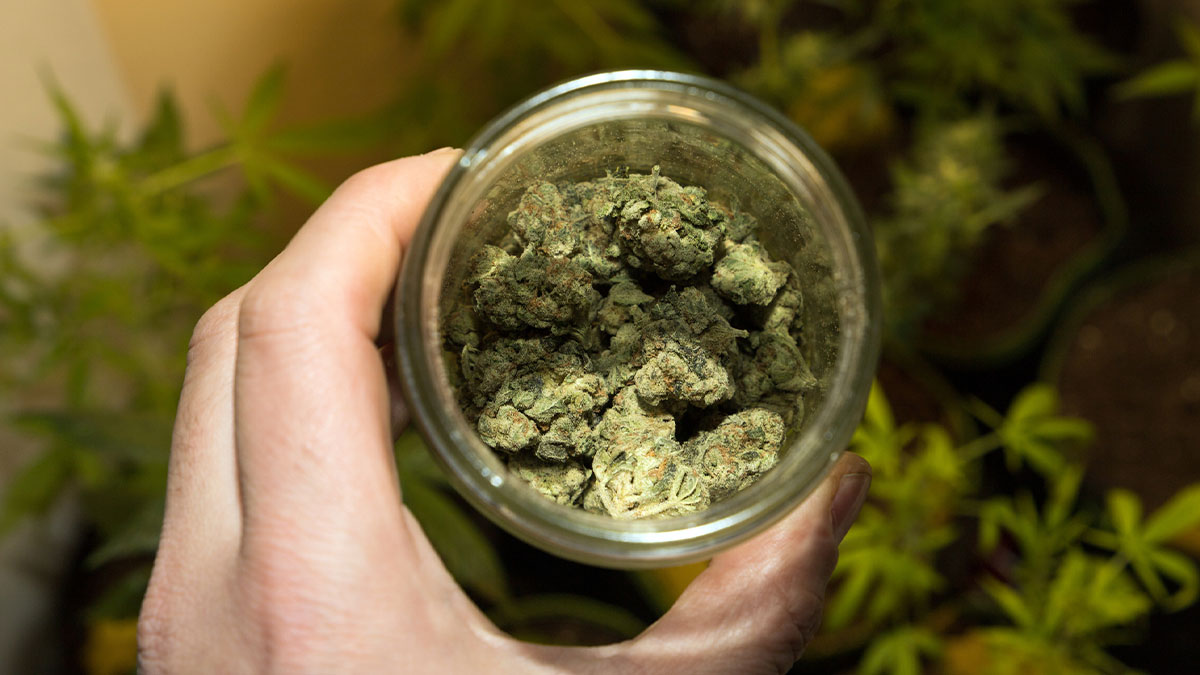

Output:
xmin=233 ymin=149 xmax=459 ymax=553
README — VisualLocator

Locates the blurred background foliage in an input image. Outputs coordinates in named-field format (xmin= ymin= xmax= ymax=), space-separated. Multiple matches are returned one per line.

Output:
xmin=3 ymin=1 xmax=1200 ymax=674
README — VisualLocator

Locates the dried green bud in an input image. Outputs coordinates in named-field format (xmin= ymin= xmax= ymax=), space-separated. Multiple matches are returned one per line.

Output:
xmin=478 ymin=404 xmax=540 ymax=452
xmin=595 ymin=278 xmax=652 ymax=335
xmin=754 ymin=274 xmax=804 ymax=335
xmin=477 ymin=344 xmax=609 ymax=461
xmin=442 ymin=302 xmax=480 ymax=348
xmin=711 ymin=237 xmax=791 ymax=306
xmin=444 ymin=167 xmax=819 ymax=519
xmin=686 ymin=408 xmax=785 ymax=500
xmin=584 ymin=388 xmax=711 ymax=518
xmin=460 ymin=336 xmax=558 ymax=409
xmin=508 ymin=181 xmax=573 ymax=256
xmin=634 ymin=335 xmax=732 ymax=407
xmin=508 ymin=454 xmax=592 ymax=506
xmin=470 ymin=246 xmax=595 ymax=333
xmin=723 ymin=208 xmax=759 ymax=243
xmin=509 ymin=180 xmax=625 ymax=279
xmin=609 ymin=167 xmax=727 ymax=280
xmin=737 ymin=330 xmax=817 ymax=403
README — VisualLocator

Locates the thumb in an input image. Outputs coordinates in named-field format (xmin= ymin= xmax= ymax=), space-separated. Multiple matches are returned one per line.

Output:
xmin=627 ymin=452 xmax=871 ymax=674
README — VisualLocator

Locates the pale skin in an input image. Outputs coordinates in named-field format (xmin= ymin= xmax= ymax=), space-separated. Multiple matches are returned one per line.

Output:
xmin=137 ymin=148 xmax=873 ymax=674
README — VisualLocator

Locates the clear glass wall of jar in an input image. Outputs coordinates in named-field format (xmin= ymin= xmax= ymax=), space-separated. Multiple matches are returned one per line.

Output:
xmin=395 ymin=70 xmax=881 ymax=567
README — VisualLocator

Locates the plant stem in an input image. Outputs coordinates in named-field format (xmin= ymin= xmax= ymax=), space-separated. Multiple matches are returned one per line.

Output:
xmin=138 ymin=145 xmax=240 ymax=197
xmin=959 ymin=433 xmax=1002 ymax=462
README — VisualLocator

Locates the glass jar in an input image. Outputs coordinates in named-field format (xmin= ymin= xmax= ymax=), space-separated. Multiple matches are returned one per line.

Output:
xmin=395 ymin=70 xmax=880 ymax=568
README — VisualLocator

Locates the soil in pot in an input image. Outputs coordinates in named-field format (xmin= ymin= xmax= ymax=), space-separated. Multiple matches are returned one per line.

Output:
xmin=1052 ymin=263 xmax=1200 ymax=510
xmin=920 ymin=134 xmax=1112 ymax=363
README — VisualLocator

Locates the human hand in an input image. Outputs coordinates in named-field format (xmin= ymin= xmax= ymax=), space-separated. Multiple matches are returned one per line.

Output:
xmin=137 ymin=149 xmax=872 ymax=674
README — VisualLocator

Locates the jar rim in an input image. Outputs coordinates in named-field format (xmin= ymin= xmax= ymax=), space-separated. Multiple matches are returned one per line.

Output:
xmin=395 ymin=70 xmax=881 ymax=567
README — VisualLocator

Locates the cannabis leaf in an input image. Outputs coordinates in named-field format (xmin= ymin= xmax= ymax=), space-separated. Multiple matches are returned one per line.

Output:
xmin=850 ymin=381 xmax=914 ymax=478
xmin=826 ymin=504 xmax=948 ymax=630
xmin=859 ymin=625 xmax=942 ymax=675
xmin=1088 ymin=486 xmax=1200 ymax=610
xmin=1116 ymin=21 xmax=1200 ymax=122
xmin=979 ymin=384 xmax=1094 ymax=476
xmin=977 ymin=464 xmax=1088 ymax=560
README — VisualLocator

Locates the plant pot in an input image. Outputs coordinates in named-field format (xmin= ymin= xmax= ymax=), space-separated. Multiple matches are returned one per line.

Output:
xmin=1041 ymin=253 xmax=1200 ymax=512
xmin=918 ymin=127 xmax=1128 ymax=368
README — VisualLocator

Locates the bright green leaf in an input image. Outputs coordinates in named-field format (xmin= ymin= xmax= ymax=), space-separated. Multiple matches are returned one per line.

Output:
xmin=240 ymin=65 xmax=287 ymax=137
xmin=1148 ymin=548 xmax=1199 ymax=610
xmin=984 ymin=579 xmax=1036 ymax=630
xmin=1007 ymin=384 xmax=1059 ymax=424
xmin=257 ymin=156 xmax=333 ymax=205
xmin=1143 ymin=484 xmax=1200 ymax=543
xmin=1115 ymin=61 xmax=1199 ymax=100
xmin=1106 ymin=489 xmax=1143 ymax=537
xmin=859 ymin=625 xmax=942 ymax=675
xmin=1177 ymin=21 xmax=1200 ymax=61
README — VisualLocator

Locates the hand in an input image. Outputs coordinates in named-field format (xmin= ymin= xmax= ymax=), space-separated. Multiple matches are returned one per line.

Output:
xmin=137 ymin=149 xmax=872 ymax=674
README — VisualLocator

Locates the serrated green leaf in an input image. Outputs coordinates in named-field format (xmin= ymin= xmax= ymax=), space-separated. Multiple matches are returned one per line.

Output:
xmin=984 ymin=579 xmax=1035 ymax=630
xmin=395 ymin=428 xmax=449 ymax=487
xmin=1143 ymin=485 xmax=1200 ymax=543
xmin=134 ymin=90 xmax=185 ymax=166
xmin=257 ymin=156 xmax=332 ymax=205
xmin=1107 ymin=489 xmax=1143 ymax=536
xmin=862 ymin=381 xmax=895 ymax=434
xmin=859 ymin=625 xmax=941 ymax=675
xmin=240 ymin=65 xmax=287 ymax=137
xmin=1008 ymin=384 xmax=1058 ymax=423
xmin=1149 ymin=548 xmax=1200 ymax=610
xmin=826 ymin=560 xmax=875 ymax=629
xmin=1177 ymin=21 xmax=1200 ymax=61
xmin=400 ymin=478 xmax=508 ymax=604
xmin=1115 ymin=61 xmax=1199 ymax=99
xmin=1046 ymin=465 xmax=1085 ymax=527
xmin=1029 ymin=417 xmax=1094 ymax=443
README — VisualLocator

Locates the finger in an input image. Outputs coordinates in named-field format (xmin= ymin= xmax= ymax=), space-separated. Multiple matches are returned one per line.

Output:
xmin=154 ymin=286 xmax=250 ymax=568
xmin=628 ymin=453 xmax=871 ymax=674
xmin=232 ymin=150 xmax=458 ymax=548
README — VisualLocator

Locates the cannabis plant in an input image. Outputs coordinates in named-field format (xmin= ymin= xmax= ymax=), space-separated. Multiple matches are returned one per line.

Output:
xmin=1116 ymin=19 xmax=1200 ymax=122
xmin=0 ymin=69 xmax=363 ymax=615
xmin=836 ymin=382 xmax=1200 ymax=675
xmin=0 ymin=68 xmax=648 ymax=646
xmin=872 ymin=117 xmax=1040 ymax=337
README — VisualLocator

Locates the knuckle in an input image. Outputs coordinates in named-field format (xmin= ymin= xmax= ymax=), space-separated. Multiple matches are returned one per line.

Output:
xmin=338 ymin=161 xmax=395 ymax=197
xmin=236 ymin=279 xmax=314 ymax=344
xmin=187 ymin=291 xmax=242 ymax=366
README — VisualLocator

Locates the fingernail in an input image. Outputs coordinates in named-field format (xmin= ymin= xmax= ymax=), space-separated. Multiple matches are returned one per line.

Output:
xmin=423 ymin=146 xmax=462 ymax=157
xmin=831 ymin=472 xmax=871 ymax=542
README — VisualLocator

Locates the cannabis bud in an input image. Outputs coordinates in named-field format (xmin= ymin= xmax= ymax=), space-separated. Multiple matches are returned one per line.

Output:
xmin=444 ymin=167 xmax=817 ymax=517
